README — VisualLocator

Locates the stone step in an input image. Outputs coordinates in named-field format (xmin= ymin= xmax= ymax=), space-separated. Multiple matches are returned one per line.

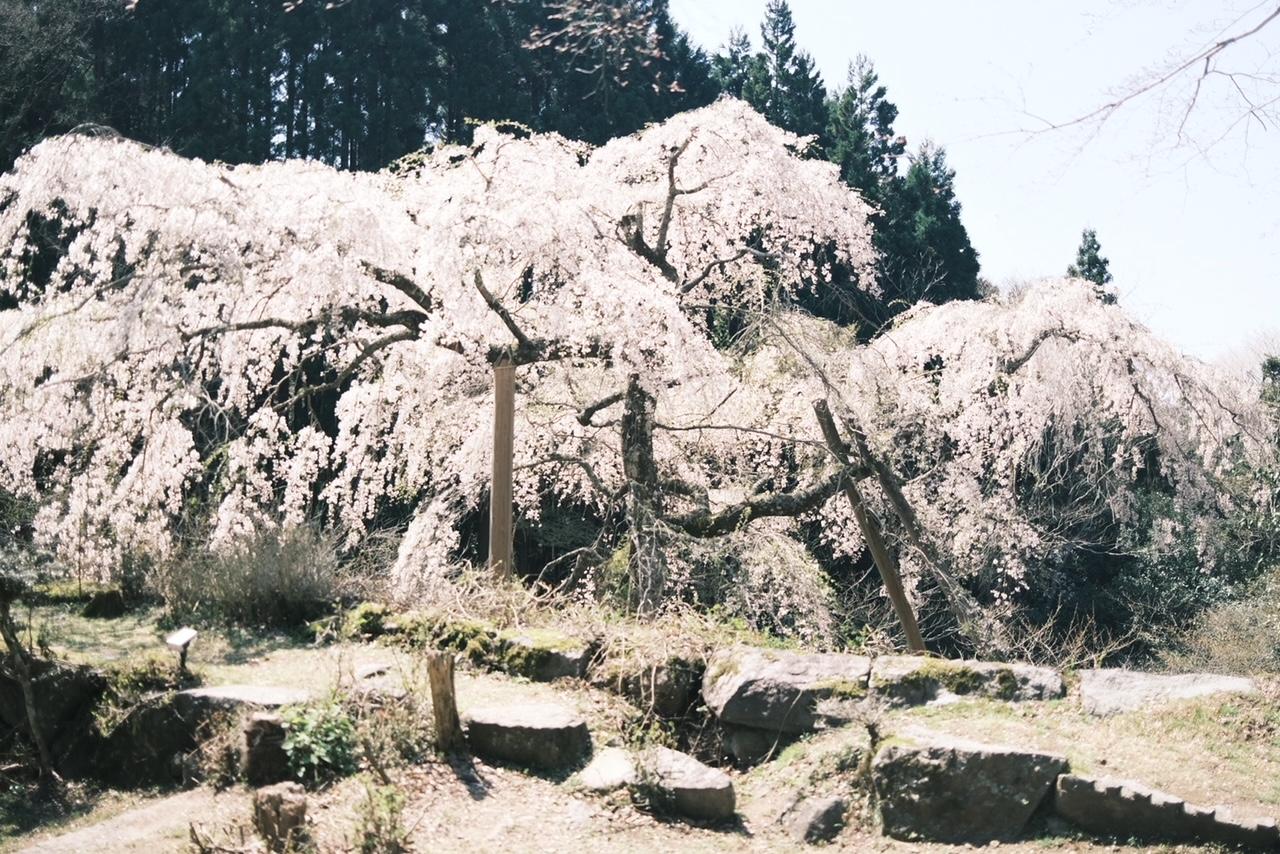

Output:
xmin=872 ymin=730 xmax=1068 ymax=843
xmin=1055 ymin=773 xmax=1280 ymax=848
xmin=463 ymin=702 xmax=591 ymax=771
xmin=702 ymin=646 xmax=1064 ymax=759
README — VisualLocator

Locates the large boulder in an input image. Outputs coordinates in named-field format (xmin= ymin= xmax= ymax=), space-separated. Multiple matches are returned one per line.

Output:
xmin=872 ymin=731 xmax=1068 ymax=843
xmin=81 ymin=588 xmax=128 ymax=618
xmin=1078 ymin=669 xmax=1256 ymax=716
xmin=637 ymin=746 xmax=736 ymax=822
xmin=870 ymin=656 xmax=1064 ymax=707
xmin=702 ymin=647 xmax=871 ymax=735
xmin=1054 ymin=773 xmax=1280 ymax=848
xmin=593 ymin=657 xmax=702 ymax=718
xmin=0 ymin=658 xmax=106 ymax=738
xmin=0 ymin=658 xmax=106 ymax=778
xmin=463 ymin=702 xmax=591 ymax=771
xmin=97 ymin=684 xmax=312 ymax=786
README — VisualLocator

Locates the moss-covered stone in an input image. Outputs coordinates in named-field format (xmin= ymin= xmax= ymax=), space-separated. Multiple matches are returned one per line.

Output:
xmin=868 ymin=656 xmax=1064 ymax=708
xmin=341 ymin=601 xmax=391 ymax=640
xmin=814 ymin=678 xmax=868 ymax=700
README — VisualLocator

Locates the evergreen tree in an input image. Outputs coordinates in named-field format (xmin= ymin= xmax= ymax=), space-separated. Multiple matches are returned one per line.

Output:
xmin=826 ymin=56 xmax=904 ymax=203
xmin=880 ymin=141 xmax=981 ymax=308
xmin=712 ymin=27 xmax=753 ymax=98
xmin=740 ymin=0 xmax=826 ymax=138
xmin=1067 ymin=227 xmax=1116 ymax=303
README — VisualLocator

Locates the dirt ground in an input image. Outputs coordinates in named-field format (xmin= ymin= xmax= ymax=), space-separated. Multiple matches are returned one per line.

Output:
xmin=3 ymin=604 xmax=1272 ymax=852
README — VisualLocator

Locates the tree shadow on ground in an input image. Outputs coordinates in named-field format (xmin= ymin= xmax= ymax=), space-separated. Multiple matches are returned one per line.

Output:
xmin=445 ymin=753 xmax=493 ymax=801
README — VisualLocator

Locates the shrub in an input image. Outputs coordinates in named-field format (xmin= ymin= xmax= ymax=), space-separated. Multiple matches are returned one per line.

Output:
xmin=153 ymin=525 xmax=343 ymax=627
xmin=1160 ymin=566 xmax=1280 ymax=675
xmin=343 ymin=602 xmax=391 ymax=640
xmin=353 ymin=779 xmax=411 ymax=853
xmin=282 ymin=701 xmax=358 ymax=785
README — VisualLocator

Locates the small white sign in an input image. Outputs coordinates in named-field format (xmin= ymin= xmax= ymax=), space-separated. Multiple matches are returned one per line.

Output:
xmin=166 ymin=627 xmax=197 ymax=649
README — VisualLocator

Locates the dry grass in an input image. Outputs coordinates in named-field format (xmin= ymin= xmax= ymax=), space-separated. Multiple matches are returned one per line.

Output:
xmin=1159 ymin=567 xmax=1280 ymax=676
xmin=894 ymin=680 xmax=1280 ymax=820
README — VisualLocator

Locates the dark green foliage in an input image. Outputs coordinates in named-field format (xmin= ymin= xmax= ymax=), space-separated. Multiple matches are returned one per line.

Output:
xmin=826 ymin=56 xmax=903 ymax=204
xmin=1067 ymin=228 xmax=1115 ymax=303
xmin=0 ymin=0 xmax=717 ymax=171
xmin=739 ymin=0 xmax=827 ymax=138
xmin=880 ymin=141 xmax=982 ymax=308
xmin=343 ymin=601 xmax=391 ymax=640
xmin=282 ymin=701 xmax=358 ymax=784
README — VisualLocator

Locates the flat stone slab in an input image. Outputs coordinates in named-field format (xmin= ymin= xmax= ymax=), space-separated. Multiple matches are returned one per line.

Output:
xmin=574 ymin=747 xmax=637 ymax=792
xmin=1078 ymin=669 xmax=1256 ymax=716
xmin=638 ymin=746 xmax=736 ymax=822
xmin=464 ymin=702 xmax=591 ymax=770
xmin=702 ymin=646 xmax=871 ymax=735
xmin=1055 ymin=773 xmax=1280 ymax=848
xmin=181 ymin=684 xmax=313 ymax=709
xmin=872 ymin=731 xmax=1068 ymax=843
xmin=870 ymin=656 xmax=1064 ymax=707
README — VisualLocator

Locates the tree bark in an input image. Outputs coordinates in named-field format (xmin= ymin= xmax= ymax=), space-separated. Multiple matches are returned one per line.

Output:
xmin=844 ymin=416 xmax=1009 ymax=655
xmin=489 ymin=359 xmax=515 ymax=581
xmin=0 ymin=598 xmax=57 ymax=784
xmin=812 ymin=400 xmax=926 ymax=653
xmin=621 ymin=375 xmax=665 ymax=614
xmin=426 ymin=651 xmax=464 ymax=754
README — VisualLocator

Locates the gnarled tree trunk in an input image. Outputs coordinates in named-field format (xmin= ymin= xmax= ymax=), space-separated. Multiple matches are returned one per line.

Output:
xmin=621 ymin=375 xmax=665 ymax=614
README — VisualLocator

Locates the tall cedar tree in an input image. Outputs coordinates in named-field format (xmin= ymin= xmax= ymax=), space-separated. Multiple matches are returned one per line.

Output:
xmin=0 ymin=0 xmax=716 ymax=169
xmin=1067 ymin=227 xmax=1116 ymax=304
xmin=740 ymin=1 xmax=827 ymax=139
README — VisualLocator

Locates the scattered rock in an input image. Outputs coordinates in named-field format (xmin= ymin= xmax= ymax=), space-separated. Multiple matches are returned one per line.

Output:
xmin=464 ymin=702 xmax=591 ymax=770
xmin=1078 ymin=669 xmax=1256 ymax=716
xmin=243 ymin=712 xmax=290 ymax=786
xmin=872 ymin=731 xmax=1067 ymax=843
xmin=870 ymin=656 xmax=1065 ymax=707
xmin=575 ymin=746 xmax=637 ymax=792
xmin=1054 ymin=773 xmax=1280 ymax=848
xmin=496 ymin=629 xmax=592 ymax=681
xmin=785 ymin=795 xmax=847 ymax=844
xmin=81 ymin=588 xmax=128 ymax=619
xmin=702 ymin=646 xmax=871 ymax=735
xmin=637 ymin=746 xmax=736 ymax=822
xmin=253 ymin=781 xmax=308 ymax=852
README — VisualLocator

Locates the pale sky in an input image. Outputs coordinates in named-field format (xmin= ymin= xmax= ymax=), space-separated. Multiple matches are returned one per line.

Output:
xmin=669 ymin=0 xmax=1279 ymax=364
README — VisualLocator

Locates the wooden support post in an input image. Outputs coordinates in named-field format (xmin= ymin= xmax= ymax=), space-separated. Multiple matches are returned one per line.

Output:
xmin=490 ymin=359 xmax=515 ymax=580
xmin=426 ymin=651 xmax=465 ymax=754
xmin=813 ymin=400 xmax=926 ymax=653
